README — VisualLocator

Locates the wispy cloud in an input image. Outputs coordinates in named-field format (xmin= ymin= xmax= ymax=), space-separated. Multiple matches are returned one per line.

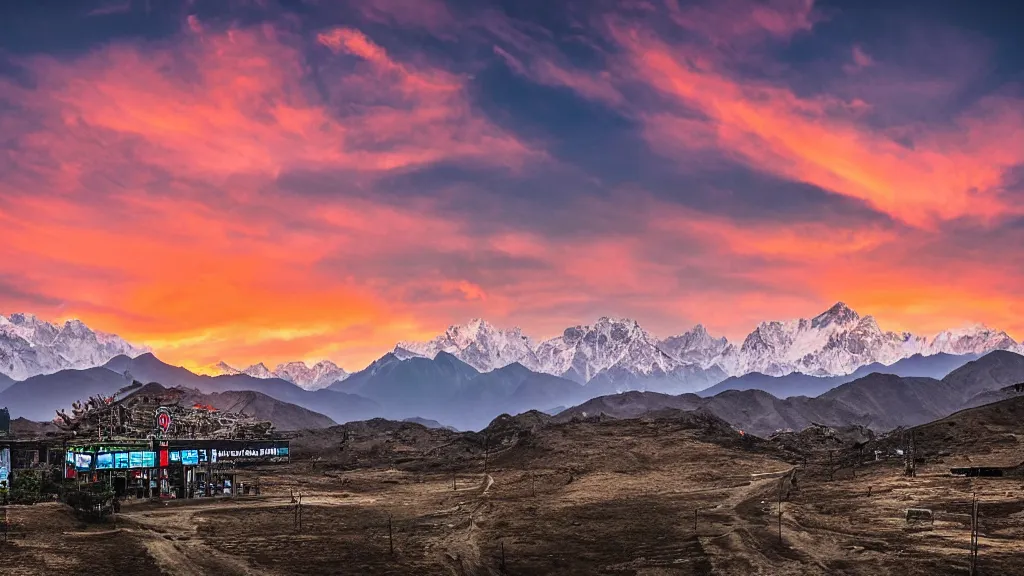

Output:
xmin=1 ymin=0 xmax=1023 ymax=370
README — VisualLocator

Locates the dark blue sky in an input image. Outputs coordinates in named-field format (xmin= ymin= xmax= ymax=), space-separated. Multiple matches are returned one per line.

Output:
xmin=0 ymin=0 xmax=1022 ymax=370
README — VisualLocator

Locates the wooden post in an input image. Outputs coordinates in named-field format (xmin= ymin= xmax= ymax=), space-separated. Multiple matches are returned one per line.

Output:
xmin=778 ymin=477 xmax=784 ymax=544
xmin=388 ymin=513 xmax=394 ymax=555
xmin=969 ymin=493 xmax=979 ymax=575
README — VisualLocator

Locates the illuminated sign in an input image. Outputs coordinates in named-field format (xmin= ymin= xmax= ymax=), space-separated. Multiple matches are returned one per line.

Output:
xmin=115 ymin=453 xmax=130 ymax=469
xmin=74 ymin=453 xmax=93 ymax=471
xmin=170 ymin=451 xmax=181 ymax=463
xmin=0 ymin=448 xmax=9 ymax=484
xmin=155 ymin=407 xmax=172 ymax=434
xmin=211 ymin=445 xmax=289 ymax=463
xmin=181 ymin=450 xmax=199 ymax=466
xmin=97 ymin=453 xmax=114 ymax=469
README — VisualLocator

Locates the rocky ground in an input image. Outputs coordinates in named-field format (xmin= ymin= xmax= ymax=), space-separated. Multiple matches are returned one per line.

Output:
xmin=2 ymin=412 xmax=1022 ymax=575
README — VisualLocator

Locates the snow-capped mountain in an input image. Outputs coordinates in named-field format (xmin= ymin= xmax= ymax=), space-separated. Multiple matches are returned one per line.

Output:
xmin=273 ymin=360 xmax=349 ymax=391
xmin=392 ymin=303 xmax=1022 ymax=383
xmin=710 ymin=303 xmax=1020 ymax=377
xmin=241 ymin=362 xmax=274 ymax=379
xmin=924 ymin=325 xmax=1018 ymax=357
xmin=211 ymin=360 xmax=348 ymax=391
xmin=397 ymin=318 xmax=540 ymax=372
xmin=534 ymin=317 xmax=679 ymax=383
xmin=712 ymin=303 xmax=924 ymax=377
xmin=659 ymin=324 xmax=730 ymax=368
xmin=0 ymin=313 xmax=149 ymax=380
xmin=401 ymin=316 xmax=724 ymax=393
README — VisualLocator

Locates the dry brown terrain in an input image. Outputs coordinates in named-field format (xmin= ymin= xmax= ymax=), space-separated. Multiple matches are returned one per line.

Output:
xmin=2 ymin=413 xmax=1022 ymax=575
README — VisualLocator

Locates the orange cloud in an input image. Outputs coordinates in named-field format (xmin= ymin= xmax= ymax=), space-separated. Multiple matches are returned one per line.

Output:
xmin=609 ymin=24 xmax=1024 ymax=228
xmin=2 ymin=2 xmax=1024 ymax=376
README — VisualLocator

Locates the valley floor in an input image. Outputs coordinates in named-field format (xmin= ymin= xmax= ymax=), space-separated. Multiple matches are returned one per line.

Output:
xmin=2 ymin=419 xmax=1023 ymax=575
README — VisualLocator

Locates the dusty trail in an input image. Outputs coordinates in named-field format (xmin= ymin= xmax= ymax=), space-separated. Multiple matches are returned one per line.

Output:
xmin=119 ymin=494 xmax=375 ymax=576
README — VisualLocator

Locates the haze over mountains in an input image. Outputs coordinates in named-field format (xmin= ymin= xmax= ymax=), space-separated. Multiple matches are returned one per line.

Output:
xmin=557 ymin=350 xmax=1024 ymax=437
xmin=375 ymin=302 xmax=1021 ymax=393
xmin=2 ymin=341 xmax=1024 ymax=436
xmin=4 ymin=305 xmax=1020 ymax=395
xmin=207 ymin=360 xmax=349 ymax=391
xmin=3 ymin=303 xmax=1024 ymax=433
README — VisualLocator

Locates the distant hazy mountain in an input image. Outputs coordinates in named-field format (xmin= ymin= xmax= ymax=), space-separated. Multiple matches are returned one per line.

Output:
xmin=209 ymin=359 xmax=349 ymax=391
xmin=0 ymin=313 xmax=149 ymax=380
xmin=331 ymin=352 xmax=589 ymax=430
xmin=402 ymin=417 xmax=457 ymax=431
xmin=0 ymin=352 xmax=376 ymax=425
xmin=699 ymin=352 xmax=981 ymax=398
xmin=556 ymin=350 xmax=1024 ymax=438
xmin=0 ymin=372 xmax=13 ymax=394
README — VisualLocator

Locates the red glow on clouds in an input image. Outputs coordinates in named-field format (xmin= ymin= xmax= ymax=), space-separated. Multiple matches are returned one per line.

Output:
xmin=1 ymin=1 xmax=1023 ymax=372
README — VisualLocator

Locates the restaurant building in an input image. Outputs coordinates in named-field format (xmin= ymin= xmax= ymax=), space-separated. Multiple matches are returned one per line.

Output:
xmin=1 ymin=381 xmax=290 ymax=500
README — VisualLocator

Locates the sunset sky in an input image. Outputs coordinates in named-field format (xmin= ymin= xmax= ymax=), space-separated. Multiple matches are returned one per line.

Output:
xmin=1 ymin=0 xmax=1022 ymax=373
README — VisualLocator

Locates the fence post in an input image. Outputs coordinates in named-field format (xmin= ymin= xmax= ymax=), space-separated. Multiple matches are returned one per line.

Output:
xmin=778 ymin=477 xmax=783 ymax=544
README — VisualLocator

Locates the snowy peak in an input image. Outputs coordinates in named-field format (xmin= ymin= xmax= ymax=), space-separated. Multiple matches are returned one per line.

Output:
xmin=718 ymin=303 xmax=1018 ymax=378
xmin=242 ymin=363 xmax=273 ymax=379
xmin=209 ymin=358 xmax=348 ymax=390
xmin=721 ymin=303 xmax=907 ymax=377
xmin=397 ymin=319 xmax=539 ymax=372
xmin=535 ymin=316 xmax=679 ymax=383
xmin=0 ymin=312 xmax=149 ymax=380
xmin=213 ymin=361 xmax=240 ymax=375
xmin=659 ymin=324 xmax=729 ymax=368
xmin=392 ymin=345 xmax=424 ymax=360
xmin=811 ymin=301 xmax=860 ymax=329
xmin=273 ymin=360 xmax=349 ymax=391
xmin=925 ymin=324 xmax=1018 ymax=356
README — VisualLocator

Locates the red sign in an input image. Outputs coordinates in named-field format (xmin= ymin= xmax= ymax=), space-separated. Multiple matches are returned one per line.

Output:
xmin=159 ymin=450 xmax=169 ymax=468
xmin=156 ymin=412 xmax=171 ymax=433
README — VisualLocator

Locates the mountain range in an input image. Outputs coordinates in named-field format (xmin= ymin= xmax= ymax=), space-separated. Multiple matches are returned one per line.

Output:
xmin=207 ymin=360 xmax=349 ymax=391
xmin=3 ymin=304 xmax=1021 ymax=397
xmin=389 ymin=302 xmax=1020 ymax=393
xmin=556 ymin=350 xmax=1024 ymax=437
xmin=0 ymin=313 xmax=149 ymax=381
xmin=4 ymin=340 xmax=1024 ymax=437
xmin=698 ymin=352 xmax=982 ymax=399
